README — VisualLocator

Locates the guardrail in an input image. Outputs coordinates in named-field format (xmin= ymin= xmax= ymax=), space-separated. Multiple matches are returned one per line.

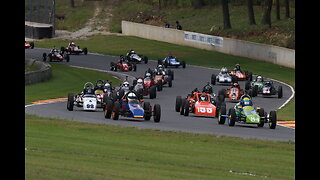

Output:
xmin=25 ymin=59 xmax=52 ymax=85
xmin=121 ymin=21 xmax=295 ymax=68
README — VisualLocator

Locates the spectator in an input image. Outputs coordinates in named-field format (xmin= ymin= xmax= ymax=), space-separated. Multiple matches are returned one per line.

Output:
xmin=176 ymin=21 xmax=182 ymax=30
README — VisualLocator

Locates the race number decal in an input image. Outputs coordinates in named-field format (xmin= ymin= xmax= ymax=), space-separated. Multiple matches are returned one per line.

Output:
xmin=197 ymin=107 xmax=212 ymax=113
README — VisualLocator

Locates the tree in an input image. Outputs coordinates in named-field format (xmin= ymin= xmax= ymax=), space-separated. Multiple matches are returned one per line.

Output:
xmin=261 ymin=0 xmax=272 ymax=28
xmin=275 ymin=0 xmax=280 ymax=20
xmin=285 ymin=0 xmax=290 ymax=18
xmin=221 ymin=0 xmax=232 ymax=29
xmin=70 ymin=0 xmax=75 ymax=8
xmin=247 ymin=0 xmax=256 ymax=25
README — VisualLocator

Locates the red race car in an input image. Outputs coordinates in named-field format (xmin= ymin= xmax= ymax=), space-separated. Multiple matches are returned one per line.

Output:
xmin=133 ymin=76 xmax=157 ymax=99
xmin=218 ymin=83 xmax=247 ymax=102
xmin=25 ymin=41 xmax=34 ymax=49
xmin=176 ymin=91 xmax=226 ymax=118
xmin=42 ymin=48 xmax=70 ymax=62
xmin=61 ymin=42 xmax=88 ymax=55
xmin=229 ymin=64 xmax=252 ymax=81
xmin=110 ymin=56 xmax=137 ymax=72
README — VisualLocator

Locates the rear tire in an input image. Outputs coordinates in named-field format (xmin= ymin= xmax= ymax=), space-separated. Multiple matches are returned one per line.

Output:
xmin=175 ymin=96 xmax=182 ymax=112
xmin=144 ymin=102 xmax=151 ymax=120
xmin=184 ymin=101 xmax=190 ymax=116
xmin=67 ymin=93 xmax=74 ymax=111
xmin=153 ymin=104 xmax=161 ymax=123
xmin=112 ymin=102 xmax=120 ymax=120
xmin=228 ymin=108 xmax=236 ymax=126
xmin=218 ymin=105 xmax=226 ymax=124
xmin=104 ymin=100 xmax=113 ymax=119
xmin=269 ymin=111 xmax=277 ymax=129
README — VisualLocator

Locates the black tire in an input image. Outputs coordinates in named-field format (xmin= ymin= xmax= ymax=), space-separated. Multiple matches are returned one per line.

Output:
xmin=168 ymin=78 xmax=172 ymax=87
xmin=175 ymin=96 xmax=182 ymax=112
xmin=257 ymin=108 xmax=265 ymax=127
xmin=228 ymin=108 xmax=236 ymax=126
xmin=150 ymin=86 xmax=157 ymax=99
xmin=104 ymin=100 xmax=113 ymax=119
xmin=67 ymin=93 xmax=74 ymax=111
xmin=66 ymin=54 xmax=70 ymax=62
xmin=269 ymin=111 xmax=277 ymax=129
xmin=277 ymin=86 xmax=283 ymax=98
xmin=30 ymin=42 xmax=34 ymax=49
xmin=153 ymin=104 xmax=161 ymax=123
xmin=184 ymin=101 xmax=190 ymax=116
xmin=252 ymin=85 xmax=258 ymax=97
xmin=245 ymin=81 xmax=251 ymax=90
xmin=180 ymin=99 xmax=186 ymax=115
xmin=218 ymin=104 xmax=226 ymax=124
xmin=112 ymin=101 xmax=120 ymax=120
xmin=42 ymin=53 xmax=47 ymax=61
xmin=144 ymin=102 xmax=151 ymax=120
xmin=182 ymin=61 xmax=186 ymax=68
xmin=144 ymin=56 xmax=148 ymax=64
xmin=211 ymin=74 xmax=216 ymax=85
xmin=83 ymin=48 xmax=88 ymax=55
xmin=231 ymin=75 xmax=238 ymax=83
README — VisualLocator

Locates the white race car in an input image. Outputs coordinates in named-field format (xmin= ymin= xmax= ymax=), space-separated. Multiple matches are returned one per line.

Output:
xmin=211 ymin=67 xmax=237 ymax=85
xmin=67 ymin=82 xmax=99 ymax=111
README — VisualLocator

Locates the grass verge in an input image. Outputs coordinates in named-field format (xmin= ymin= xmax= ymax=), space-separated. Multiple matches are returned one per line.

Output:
xmin=26 ymin=114 xmax=294 ymax=180
xmin=25 ymin=63 xmax=122 ymax=105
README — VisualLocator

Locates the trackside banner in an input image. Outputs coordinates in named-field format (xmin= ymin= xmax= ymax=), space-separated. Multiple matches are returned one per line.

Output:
xmin=184 ymin=31 xmax=223 ymax=47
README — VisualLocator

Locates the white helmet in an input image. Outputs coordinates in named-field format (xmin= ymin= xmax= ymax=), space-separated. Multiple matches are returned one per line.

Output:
xmin=221 ymin=67 xmax=228 ymax=74
xmin=123 ymin=81 xmax=129 ymax=87
xmin=127 ymin=92 xmax=137 ymax=99
xmin=137 ymin=79 xmax=143 ymax=84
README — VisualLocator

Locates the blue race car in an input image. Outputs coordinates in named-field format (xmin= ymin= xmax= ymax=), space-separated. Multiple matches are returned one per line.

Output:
xmin=158 ymin=56 xmax=186 ymax=68
xmin=103 ymin=91 xmax=161 ymax=122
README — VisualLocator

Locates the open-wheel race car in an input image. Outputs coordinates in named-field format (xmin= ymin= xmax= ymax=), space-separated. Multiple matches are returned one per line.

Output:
xmin=245 ymin=76 xmax=283 ymax=98
xmin=211 ymin=67 xmax=237 ymax=85
xmin=229 ymin=64 xmax=252 ymax=81
xmin=61 ymin=42 xmax=88 ymax=55
xmin=67 ymin=82 xmax=101 ymax=111
xmin=42 ymin=48 xmax=70 ymax=62
xmin=158 ymin=55 xmax=186 ymax=68
xmin=132 ymin=75 xmax=157 ymax=99
xmin=126 ymin=50 xmax=148 ymax=64
xmin=103 ymin=90 xmax=161 ymax=122
xmin=175 ymin=90 xmax=226 ymax=119
xmin=218 ymin=83 xmax=249 ymax=102
xmin=110 ymin=55 xmax=137 ymax=72
xmin=218 ymin=95 xmax=277 ymax=129
xmin=25 ymin=41 xmax=34 ymax=49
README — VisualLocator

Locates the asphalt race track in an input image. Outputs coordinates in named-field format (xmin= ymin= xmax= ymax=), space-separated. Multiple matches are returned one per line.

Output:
xmin=25 ymin=48 xmax=295 ymax=142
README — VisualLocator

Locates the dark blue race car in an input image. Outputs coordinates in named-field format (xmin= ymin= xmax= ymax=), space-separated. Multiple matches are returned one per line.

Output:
xmin=103 ymin=91 xmax=161 ymax=122
xmin=158 ymin=56 xmax=186 ymax=68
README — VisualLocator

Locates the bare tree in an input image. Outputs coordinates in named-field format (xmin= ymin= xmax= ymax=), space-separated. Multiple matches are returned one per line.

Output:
xmin=247 ymin=0 xmax=256 ymax=25
xmin=285 ymin=0 xmax=290 ymax=18
xmin=221 ymin=0 xmax=232 ymax=29
xmin=70 ymin=0 xmax=75 ymax=8
xmin=275 ymin=0 xmax=280 ymax=20
xmin=261 ymin=0 xmax=272 ymax=28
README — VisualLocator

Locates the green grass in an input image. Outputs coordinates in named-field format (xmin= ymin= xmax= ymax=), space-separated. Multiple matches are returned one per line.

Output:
xmin=26 ymin=114 xmax=294 ymax=180
xmin=55 ymin=0 xmax=95 ymax=32
xmin=25 ymin=63 xmax=122 ymax=104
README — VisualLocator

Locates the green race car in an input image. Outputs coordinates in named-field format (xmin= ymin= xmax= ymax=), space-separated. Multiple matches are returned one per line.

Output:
xmin=218 ymin=95 xmax=277 ymax=129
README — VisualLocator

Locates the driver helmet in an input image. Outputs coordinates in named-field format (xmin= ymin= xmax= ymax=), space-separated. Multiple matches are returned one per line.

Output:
xmin=137 ymin=78 xmax=143 ymax=85
xmin=256 ymin=75 xmax=263 ymax=82
xmin=70 ymin=42 xmax=75 ymax=46
xmin=232 ymin=83 xmax=240 ymax=88
xmin=123 ymin=81 xmax=130 ymax=87
xmin=145 ymin=72 xmax=151 ymax=78
xmin=236 ymin=64 xmax=240 ymax=70
xmin=221 ymin=67 xmax=228 ymax=74
xmin=199 ymin=94 xmax=207 ymax=101
xmin=203 ymin=85 xmax=213 ymax=94
xmin=104 ymin=83 xmax=111 ymax=91
xmin=130 ymin=49 xmax=135 ymax=54
xmin=240 ymin=95 xmax=252 ymax=106
xmin=127 ymin=92 xmax=137 ymax=100
xmin=265 ymin=81 xmax=272 ymax=87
